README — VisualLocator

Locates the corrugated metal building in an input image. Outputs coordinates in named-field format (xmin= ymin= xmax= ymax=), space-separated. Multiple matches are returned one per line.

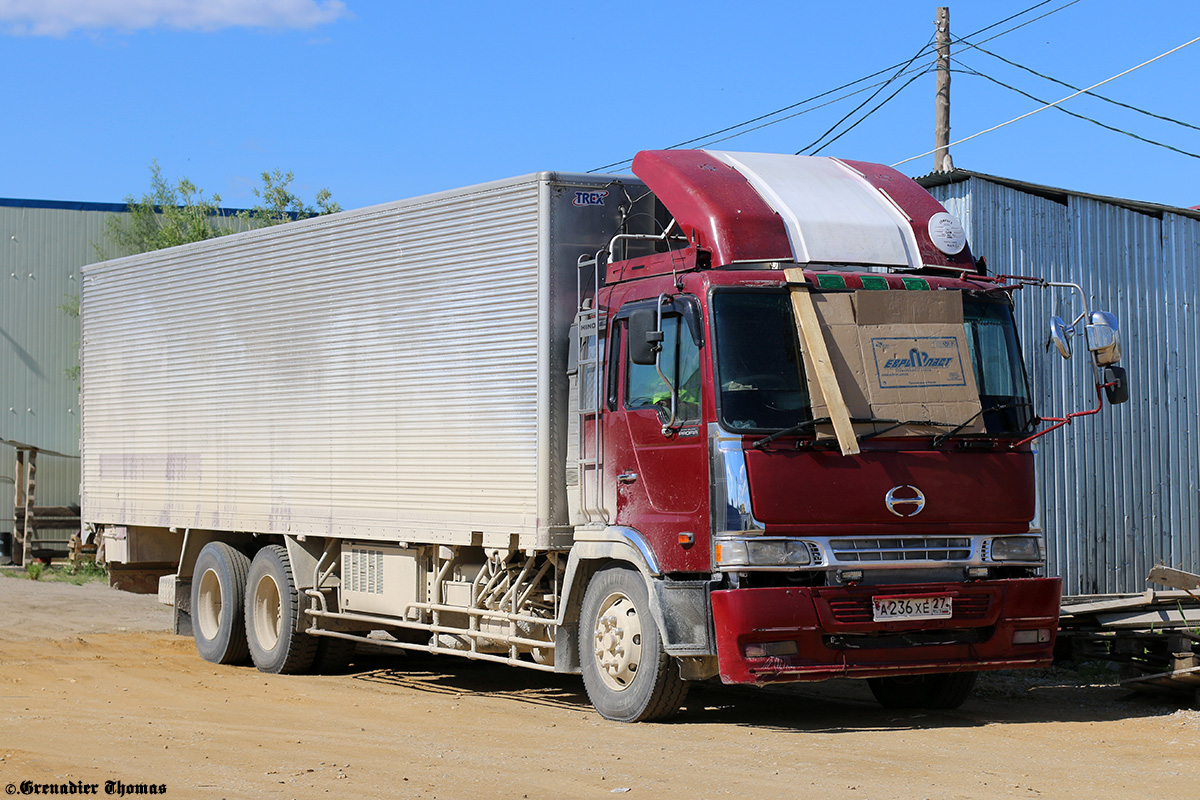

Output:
xmin=1 ymin=199 xmax=248 ymax=560
xmin=921 ymin=170 xmax=1200 ymax=595
xmin=0 ymin=199 xmax=126 ymax=557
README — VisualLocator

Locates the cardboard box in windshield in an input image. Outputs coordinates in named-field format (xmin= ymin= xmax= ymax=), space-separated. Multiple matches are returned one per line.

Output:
xmin=804 ymin=289 xmax=983 ymax=437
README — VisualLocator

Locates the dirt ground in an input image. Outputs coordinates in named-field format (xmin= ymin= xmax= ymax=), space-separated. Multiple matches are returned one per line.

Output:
xmin=0 ymin=573 xmax=1196 ymax=800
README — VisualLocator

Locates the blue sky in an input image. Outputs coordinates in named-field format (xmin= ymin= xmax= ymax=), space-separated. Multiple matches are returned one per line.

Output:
xmin=3 ymin=0 xmax=1199 ymax=211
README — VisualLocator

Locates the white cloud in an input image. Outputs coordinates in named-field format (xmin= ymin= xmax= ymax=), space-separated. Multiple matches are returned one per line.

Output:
xmin=0 ymin=0 xmax=351 ymax=36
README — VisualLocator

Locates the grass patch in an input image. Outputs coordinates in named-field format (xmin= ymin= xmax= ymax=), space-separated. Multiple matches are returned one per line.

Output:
xmin=1 ymin=560 xmax=109 ymax=585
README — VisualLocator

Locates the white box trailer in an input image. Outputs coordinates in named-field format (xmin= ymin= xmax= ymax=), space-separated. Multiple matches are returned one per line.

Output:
xmin=82 ymin=172 xmax=646 ymax=555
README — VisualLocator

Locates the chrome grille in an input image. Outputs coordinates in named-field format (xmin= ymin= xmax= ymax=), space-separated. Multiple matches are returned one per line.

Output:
xmin=829 ymin=537 xmax=972 ymax=563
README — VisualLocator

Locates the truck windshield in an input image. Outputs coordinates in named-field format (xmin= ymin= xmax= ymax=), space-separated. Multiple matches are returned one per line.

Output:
xmin=963 ymin=297 xmax=1035 ymax=435
xmin=712 ymin=289 xmax=1035 ymax=436
xmin=712 ymin=291 xmax=811 ymax=431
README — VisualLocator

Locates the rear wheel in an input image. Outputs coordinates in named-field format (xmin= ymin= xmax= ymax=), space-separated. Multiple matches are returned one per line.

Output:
xmin=579 ymin=565 xmax=688 ymax=722
xmin=310 ymin=636 xmax=358 ymax=674
xmin=245 ymin=545 xmax=317 ymax=674
xmin=191 ymin=542 xmax=251 ymax=665
xmin=867 ymin=672 xmax=977 ymax=710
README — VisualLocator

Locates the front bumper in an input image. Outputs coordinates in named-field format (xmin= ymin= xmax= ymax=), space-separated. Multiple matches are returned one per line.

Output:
xmin=710 ymin=577 xmax=1061 ymax=684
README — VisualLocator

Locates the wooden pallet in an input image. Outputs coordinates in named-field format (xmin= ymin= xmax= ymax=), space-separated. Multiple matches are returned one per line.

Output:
xmin=1059 ymin=567 xmax=1200 ymax=700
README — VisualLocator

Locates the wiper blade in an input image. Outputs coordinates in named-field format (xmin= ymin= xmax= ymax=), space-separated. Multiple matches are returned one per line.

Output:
xmin=932 ymin=401 xmax=1034 ymax=447
xmin=752 ymin=417 xmax=829 ymax=449
xmin=856 ymin=419 xmax=955 ymax=443
xmin=754 ymin=416 xmax=902 ymax=449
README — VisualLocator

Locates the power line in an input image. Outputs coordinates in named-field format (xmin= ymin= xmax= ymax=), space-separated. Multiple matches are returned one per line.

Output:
xmin=892 ymin=34 xmax=1200 ymax=167
xmin=958 ymin=0 xmax=1062 ymax=40
xmin=587 ymin=61 xmax=934 ymax=172
xmin=587 ymin=0 xmax=1083 ymax=172
xmin=805 ymin=68 xmax=933 ymax=156
xmin=588 ymin=64 xmax=932 ymax=172
xmin=964 ymin=0 xmax=1081 ymax=48
xmin=683 ymin=65 xmax=930 ymax=152
xmin=953 ymin=62 xmax=1200 ymax=160
xmin=796 ymin=35 xmax=935 ymax=156
xmin=953 ymin=35 xmax=1200 ymax=134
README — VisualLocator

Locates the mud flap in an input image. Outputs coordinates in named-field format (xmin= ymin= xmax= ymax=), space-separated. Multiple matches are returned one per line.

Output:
xmin=173 ymin=578 xmax=193 ymax=637
xmin=649 ymin=578 xmax=716 ymax=657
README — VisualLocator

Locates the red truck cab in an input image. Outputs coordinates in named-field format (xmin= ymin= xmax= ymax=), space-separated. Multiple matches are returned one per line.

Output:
xmin=572 ymin=150 xmax=1118 ymax=718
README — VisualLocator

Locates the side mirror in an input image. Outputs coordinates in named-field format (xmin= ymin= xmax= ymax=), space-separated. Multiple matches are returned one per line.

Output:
xmin=1086 ymin=311 xmax=1122 ymax=366
xmin=1049 ymin=315 xmax=1072 ymax=359
xmin=628 ymin=308 xmax=663 ymax=366
xmin=1103 ymin=365 xmax=1129 ymax=405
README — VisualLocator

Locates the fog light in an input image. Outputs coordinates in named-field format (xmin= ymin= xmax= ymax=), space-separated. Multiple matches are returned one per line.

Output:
xmin=744 ymin=640 xmax=800 ymax=658
xmin=966 ymin=567 xmax=989 ymax=579
xmin=837 ymin=569 xmax=864 ymax=583
xmin=1012 ymin=628 xmax=1052 ymax=645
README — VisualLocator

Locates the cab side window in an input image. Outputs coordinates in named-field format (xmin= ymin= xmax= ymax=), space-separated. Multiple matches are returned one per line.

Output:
xmin=625 ymin=315 xmax=701 ymax=422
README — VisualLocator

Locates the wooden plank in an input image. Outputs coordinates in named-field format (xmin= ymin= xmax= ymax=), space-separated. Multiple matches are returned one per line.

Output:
xmin=1060 ymin=590 xmax=1198 ymax=617
xmin=1093 ymin=606 xmax=1200 ymax=629
xmin=784 ymin=269 xmax=859 ymax=456
xmin=1121 ymin=665 xmax=1200 ymax=691
xmin=12 ymin=449 xmax=25 ymax=567
xmin=1148 ymin=565 xmax=1200 ymax=591
xmin=22 ymin=449 xmax=36 ymax=566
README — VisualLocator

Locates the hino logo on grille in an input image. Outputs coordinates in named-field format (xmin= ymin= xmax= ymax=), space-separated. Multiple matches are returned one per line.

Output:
xmin=885 ymin=485 xmax=926 ymax=517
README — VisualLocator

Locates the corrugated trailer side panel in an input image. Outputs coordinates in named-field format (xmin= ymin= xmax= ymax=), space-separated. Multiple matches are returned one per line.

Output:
xmin=81 ymin=174 xmax=623 ymax=550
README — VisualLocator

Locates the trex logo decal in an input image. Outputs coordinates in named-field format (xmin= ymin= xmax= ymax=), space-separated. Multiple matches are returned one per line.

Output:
xmin=871 ymin=337 xmax=967 ymax=388
xmin=573 ymin=190 xmax=609 ymax=207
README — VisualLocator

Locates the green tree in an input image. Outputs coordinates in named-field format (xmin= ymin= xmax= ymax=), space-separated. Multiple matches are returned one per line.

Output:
xmin=98 ymin=161 xmax=341 ymax=259
xmin=74 ymin=162 xmax=341 ymax=381
xmin=237 ymin=168 xmax=342 ymax=228
xmin=98 ymin=160 xmax=228 ymax=259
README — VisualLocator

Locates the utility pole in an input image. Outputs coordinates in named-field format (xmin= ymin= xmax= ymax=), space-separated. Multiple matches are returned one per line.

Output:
xmin=935 ymin=6 xmax=953 ymax=172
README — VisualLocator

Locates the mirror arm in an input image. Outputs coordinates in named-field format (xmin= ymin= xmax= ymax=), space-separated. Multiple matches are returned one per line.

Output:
xmin=999 ymin=275 xmax=1091 ymax=327
xmin=652 ymin=293 xmax=678 ymax=433
xmin=1009 ymin=381 xmax=1105 ymax=449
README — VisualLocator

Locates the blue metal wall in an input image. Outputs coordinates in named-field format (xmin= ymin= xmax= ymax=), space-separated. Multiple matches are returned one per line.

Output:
xmin=928 ymin=175 xmax=1200 ymax=595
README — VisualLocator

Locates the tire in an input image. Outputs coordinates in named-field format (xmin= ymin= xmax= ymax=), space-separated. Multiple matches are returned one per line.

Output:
xmin=579 ymin=565 xmax=688 ymax=722
xmin=867 ymin=671 xmax=977 ymax=710
xmin=244 ymin=545 xmax=318 ymax=674
xmin=191 ymin=541 xmax=252 ymax=665
xmin=310 ymin=636 xmax=358 ymax=674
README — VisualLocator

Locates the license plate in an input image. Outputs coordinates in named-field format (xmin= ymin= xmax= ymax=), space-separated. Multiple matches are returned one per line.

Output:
xmin=872 ymin=594 xmax=953 ymax=621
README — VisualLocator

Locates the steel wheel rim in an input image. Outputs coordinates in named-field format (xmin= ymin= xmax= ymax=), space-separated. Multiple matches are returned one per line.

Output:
xmin=592 ymin=590 xmax=643 ymax=692
xmin=252 ymin=573 xmax=282 ymax=652
xmin=196 ymin=568 xmax=223 ymax=641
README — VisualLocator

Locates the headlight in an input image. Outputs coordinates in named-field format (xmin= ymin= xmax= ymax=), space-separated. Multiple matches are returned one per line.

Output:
xmin=716 ymin=537 xmax=812 ymax=569
xmin=989 ymin=536 xmax=1043 ymax=562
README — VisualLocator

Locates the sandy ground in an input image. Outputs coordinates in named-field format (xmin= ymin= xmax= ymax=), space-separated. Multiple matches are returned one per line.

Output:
xmin=0 ymin=574 xmax=1196 ymax=800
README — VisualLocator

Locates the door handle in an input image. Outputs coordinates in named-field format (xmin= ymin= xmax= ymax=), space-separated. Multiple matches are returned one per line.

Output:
xmin=617 ymin=472 xmax=638 ymax=484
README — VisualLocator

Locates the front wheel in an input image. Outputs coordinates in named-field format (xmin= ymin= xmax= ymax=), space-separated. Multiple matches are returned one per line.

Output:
xmin=579 ymin=565 xmax=688 ymax=722
xmin=245 ymin=545 xmax=317 ymax=674
xmin=867 ymin=671 xmax=977 ymax=710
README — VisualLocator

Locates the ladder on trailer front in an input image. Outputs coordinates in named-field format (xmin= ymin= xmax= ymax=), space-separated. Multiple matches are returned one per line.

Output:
xmin=575 ymin=251 xmax=608 ymax=524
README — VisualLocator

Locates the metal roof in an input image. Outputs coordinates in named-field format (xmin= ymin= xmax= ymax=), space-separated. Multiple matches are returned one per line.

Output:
xmin=916 ymin=168 xmax=1200 ymax=222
